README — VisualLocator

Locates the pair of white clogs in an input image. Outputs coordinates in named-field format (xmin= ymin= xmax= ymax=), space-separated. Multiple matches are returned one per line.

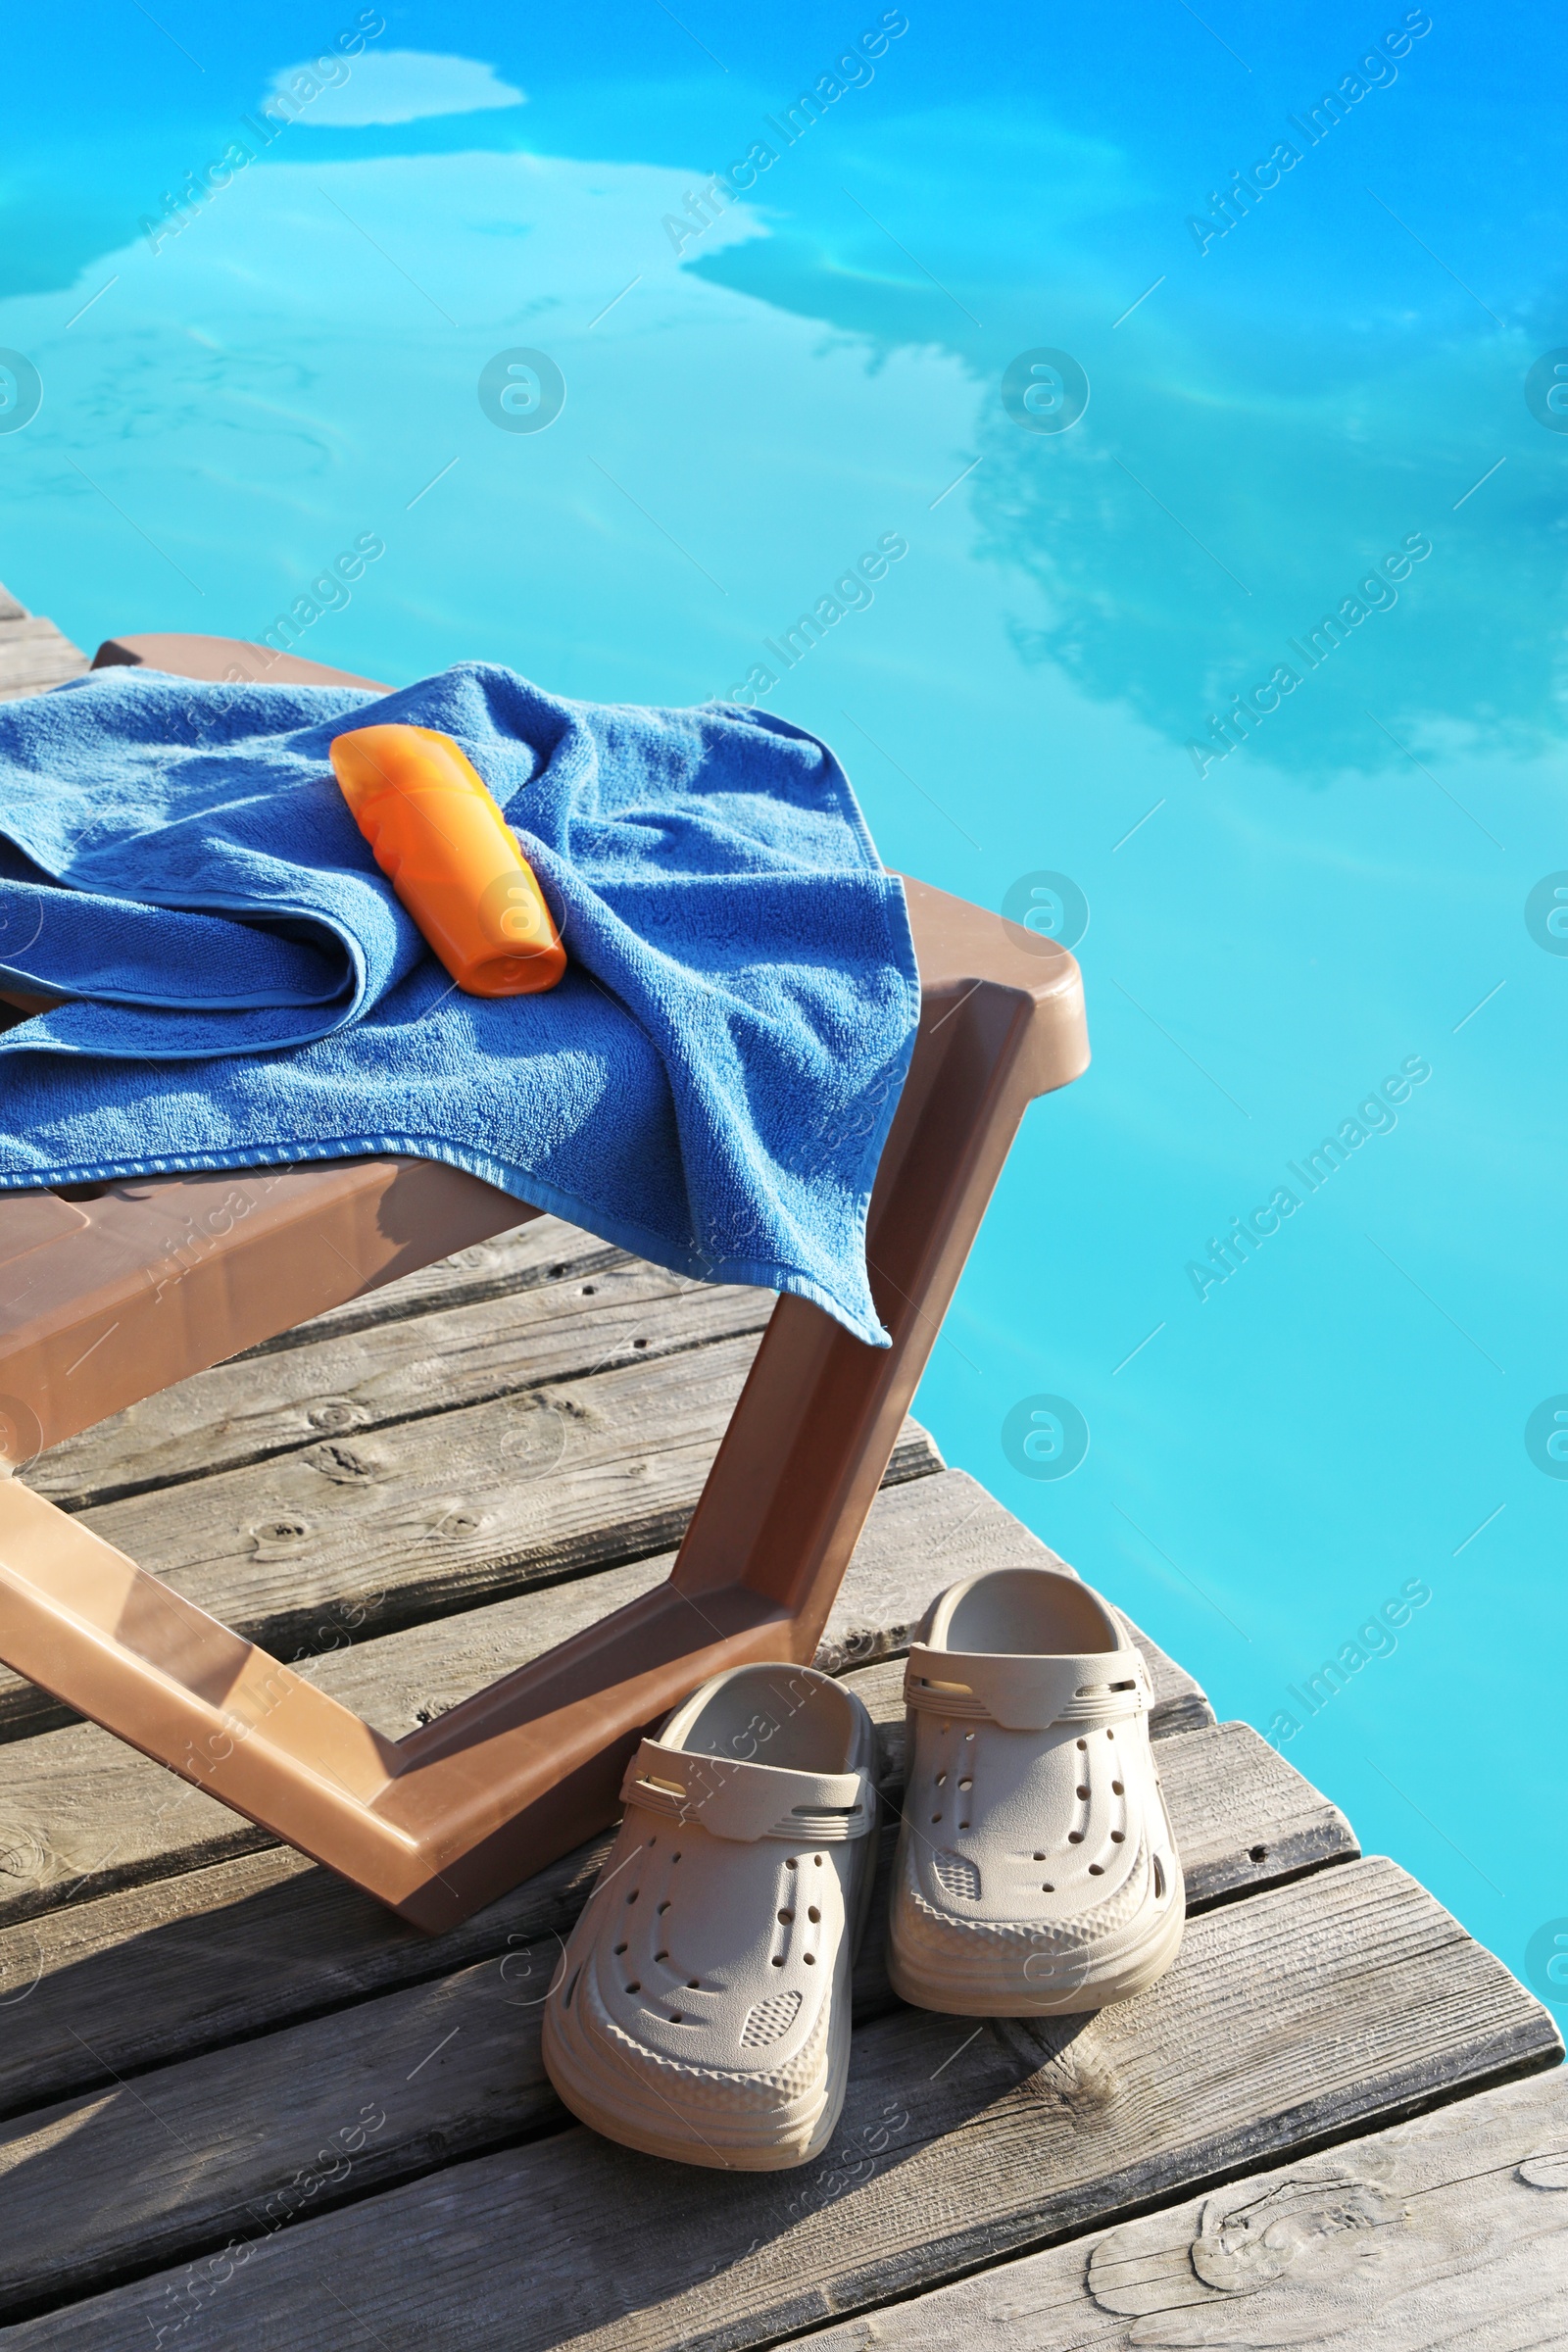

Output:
xmin=541 ymin=1563 xmax=1185 ymax=2170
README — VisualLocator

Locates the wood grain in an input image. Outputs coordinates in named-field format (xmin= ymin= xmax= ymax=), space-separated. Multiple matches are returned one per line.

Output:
xmin=0 ymin=1699 xmax=1329 ymax=2125
xmin=0 ymin=1734 xmax=1352 ymax=2318
xmin=785 ymin=2065 xmax=1568 ymax=2352
xmin=0 ymin=615 xmax=87 ymax=700
xmin=26 ymin=1230 xmax=733 ymax=1509
xmin=233 ymin=1213 xmax=612 ymax=1354
xmin=0 ymin=1472 xmax=1202 ymax=1931
xmin=4 ymin=1859 xmax=1555 ymax=2346
xmin=0 ymin=1334 xmax=941 ymax=1740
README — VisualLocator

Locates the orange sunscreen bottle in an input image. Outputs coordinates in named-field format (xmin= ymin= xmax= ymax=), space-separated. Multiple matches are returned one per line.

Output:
xmin=329 ymin=724 xmax=566 ymax=998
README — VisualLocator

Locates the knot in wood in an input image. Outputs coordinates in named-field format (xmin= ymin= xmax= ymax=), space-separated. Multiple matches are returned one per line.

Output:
xmin=306 ymin=1398 xmax=368 ymax=1436
xmin=993 ymin=2014 xmax=1118 ymax=2114
xmin=248 ymin=1517 xmax=313 ymax=1558
xmin=1189 ymin=2165 xmax=1406 ymax=2293
xmin=0 ymin=1826 xmax=48 ymax=1884
xmin=427 ymin=1506 xmax=483 ymax=1544
xmin=301 ymin=1440 xmax=384 ymax=1486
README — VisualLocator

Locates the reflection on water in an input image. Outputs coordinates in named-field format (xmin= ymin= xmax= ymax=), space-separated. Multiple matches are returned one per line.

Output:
xmin=696 ymin=230 xmax=1562 ymax=781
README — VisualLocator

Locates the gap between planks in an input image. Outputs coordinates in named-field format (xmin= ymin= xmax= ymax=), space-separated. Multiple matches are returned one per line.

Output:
xmin=25 ymin=1216 xmax=678 ymax=1510
xmin=0 ymin=1470 xmax=1210 ymax=1931
xmin=782 ymin=2065 xmax=1568 ymax=2352
xmin=0 ymin=1858 xmax=1555 ymax=2345
xmin=2 ymin=1352 xmax=941 ymax=1743
xmin=0 ymin=1703 xmax=1317 ymax=2125
xmin=0 ymin=1706 xmax=1356 ymax=2316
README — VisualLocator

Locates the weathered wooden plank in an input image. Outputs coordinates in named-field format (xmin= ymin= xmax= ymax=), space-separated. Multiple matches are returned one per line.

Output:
xmin=0 ymin=1736 xmax=1352 ymax=2319
xmin=0 ymin=1948 xmax=564 ymax=2324
xmin=785 ymin=2066 xmax=1568 ymax=2352
xmin=0 ymin=615 xmax=88 ymax=700
xmin=0 ymin=1333 xmax=942 ymax=1740
xmin=25 ymin=1216 xmax=626 ymax=1511
xmin=24 ymin=1254 xmax=771 ymax=1510
xmin=78 ymin=1333 xmax=937 ymax=1641
xmin=0 ymin=1698 xmax=1324 ymax=2124
xmin=234 ymin=1212 xmax=615 ymax=1354
xmin=5 ymin=1859 xmax=1555 ymax=2348
xmin=0 ymin=1471 xmax=1203 ymax=1932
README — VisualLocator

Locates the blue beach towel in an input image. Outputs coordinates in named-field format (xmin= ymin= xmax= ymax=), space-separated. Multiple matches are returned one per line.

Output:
xmin=0 ymin=664 xmax=920 ymax=1346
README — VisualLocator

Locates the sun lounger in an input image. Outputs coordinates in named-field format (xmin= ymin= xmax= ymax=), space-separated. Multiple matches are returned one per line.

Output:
xmin=0 ymin=633 xmax=1089 ymax=1931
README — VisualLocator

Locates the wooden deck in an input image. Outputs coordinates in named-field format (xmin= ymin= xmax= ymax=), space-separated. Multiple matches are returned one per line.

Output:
xmin=0 ymin=586 xmax=88 ymax=704
xmin=0 ymin=593 xmax=1563 ymax=2345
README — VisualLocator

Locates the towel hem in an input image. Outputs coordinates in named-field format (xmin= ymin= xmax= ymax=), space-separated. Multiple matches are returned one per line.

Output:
xmin=0 ymin=1135 xmax=895 ymax=1348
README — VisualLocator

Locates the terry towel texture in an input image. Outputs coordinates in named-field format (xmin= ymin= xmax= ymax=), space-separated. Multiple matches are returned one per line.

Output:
xmin=0 ymin=663 xmax=920 ymax=1346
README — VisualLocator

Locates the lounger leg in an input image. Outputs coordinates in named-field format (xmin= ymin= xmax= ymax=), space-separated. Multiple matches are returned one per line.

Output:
xmin=0 ymin=881 xmax=1087 ymax=1929
xmin=371 ymin=882 xmax=1088 ymax=1923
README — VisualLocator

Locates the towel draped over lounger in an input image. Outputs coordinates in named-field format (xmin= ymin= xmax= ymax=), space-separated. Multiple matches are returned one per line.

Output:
xmin=0 ymin=663 xmax=920 ymax=1347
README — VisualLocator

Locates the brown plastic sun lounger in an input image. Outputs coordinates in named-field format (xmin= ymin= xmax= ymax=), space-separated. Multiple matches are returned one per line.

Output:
xmin=0 ymin=634 xmax=1089 ymax=1932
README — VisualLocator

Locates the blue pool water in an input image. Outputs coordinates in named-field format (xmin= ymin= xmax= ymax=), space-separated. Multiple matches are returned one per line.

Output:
xmin=2 ymin=3 xmax=1564 ymax=2004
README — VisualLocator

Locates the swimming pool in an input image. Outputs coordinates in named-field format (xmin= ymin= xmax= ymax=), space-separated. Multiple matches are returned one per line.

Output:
xmin=2 ymin=0 xmax=1563 ymax=2009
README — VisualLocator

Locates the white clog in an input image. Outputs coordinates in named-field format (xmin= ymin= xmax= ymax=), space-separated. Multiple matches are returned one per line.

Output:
xmin=542 ymin=1660 xmax=878 ymax=2169
xmin=887 ymin=1564 xmax=1184 ymax=2016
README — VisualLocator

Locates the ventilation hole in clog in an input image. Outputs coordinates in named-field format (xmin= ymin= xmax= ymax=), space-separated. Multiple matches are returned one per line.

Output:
xmin=1068 ymin=1832 xmax=1084 ymax=1844
xmin=771 ymin=1956 xmax=785 ymax=1968
xmin=1111 ymin=1831 xmax=1125 ymax=1843
xmin=613 ymin=1942 xmax=627 ymax=1955
xmin=1075 ymin=1739 xmax=1087 ymax=1752
xmin=1153 ymin=1856 xmax=1166 ymax=1900
xmin=808 ymin=1906 xmax=820 ymax=1923
xmin=804 ymin=1951 xmax=816 ymax=1964
xmin=1250 ymin=1844 xmax=1268 ymax=1863
xmin=1040 ymin=1882 xmax=1054 ymax=1892
xmin=564 ymin=1967 xmax=580 ymax=2009
xmin=626 ymin=1889 xmax=638 ymax=1904
xmin=931 ymin=1813 xmax=943 ymax=1824
xmin=778 ymin=1908 xmax=794 ymax=1924
xmin=655 ymin=1948 xmax=668 ymax=1961
xmin=936 ymin=1772 xmax=947 ymax=1786
xmin=669 ymin=2010 xmax=682 ymax=2022
xmin=688 ymin=1978 xmax=701 ymax=1988
xmin=786 ymin=1857 xmax=798 ymax=1870
xmin=1089 ymin=1864 xmax=1104 ymax=1876
xmin=648 ymin=1836 xmax=657 ymax=1846
xmin=959 ymin=1821 xmax=970 ymax=1831
xmin=671 ymin=1851 xmax=682 ymax=1863
xmin=1112 ymin=1781 xmax=1124 ymax=1795
xmin=1033 ymin=1851 xmax=1047 ymax=1861
xmin=958 ymin=1777 xmax=972 ymax=1790
xmin=813 ymin=1855 xmax=823 ymax=1866
xmin=656 ymin=1900 xmax=670 ymax=1915
xmin=1106 ymin=1730 xmax=1115 ymax=1740
xmin=740 ymin=1988 xmax=802 ymax=2047
xmin=626 ymin=1981 xmax=641 ymax=1993
xmin=963 ymin=1731 xmax=975 ymax=1743
xmin=932 ymin=1849 xmax=982 ymax=1900
xmin=1076 ymin=1786 xmax=1090 ymax=1799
